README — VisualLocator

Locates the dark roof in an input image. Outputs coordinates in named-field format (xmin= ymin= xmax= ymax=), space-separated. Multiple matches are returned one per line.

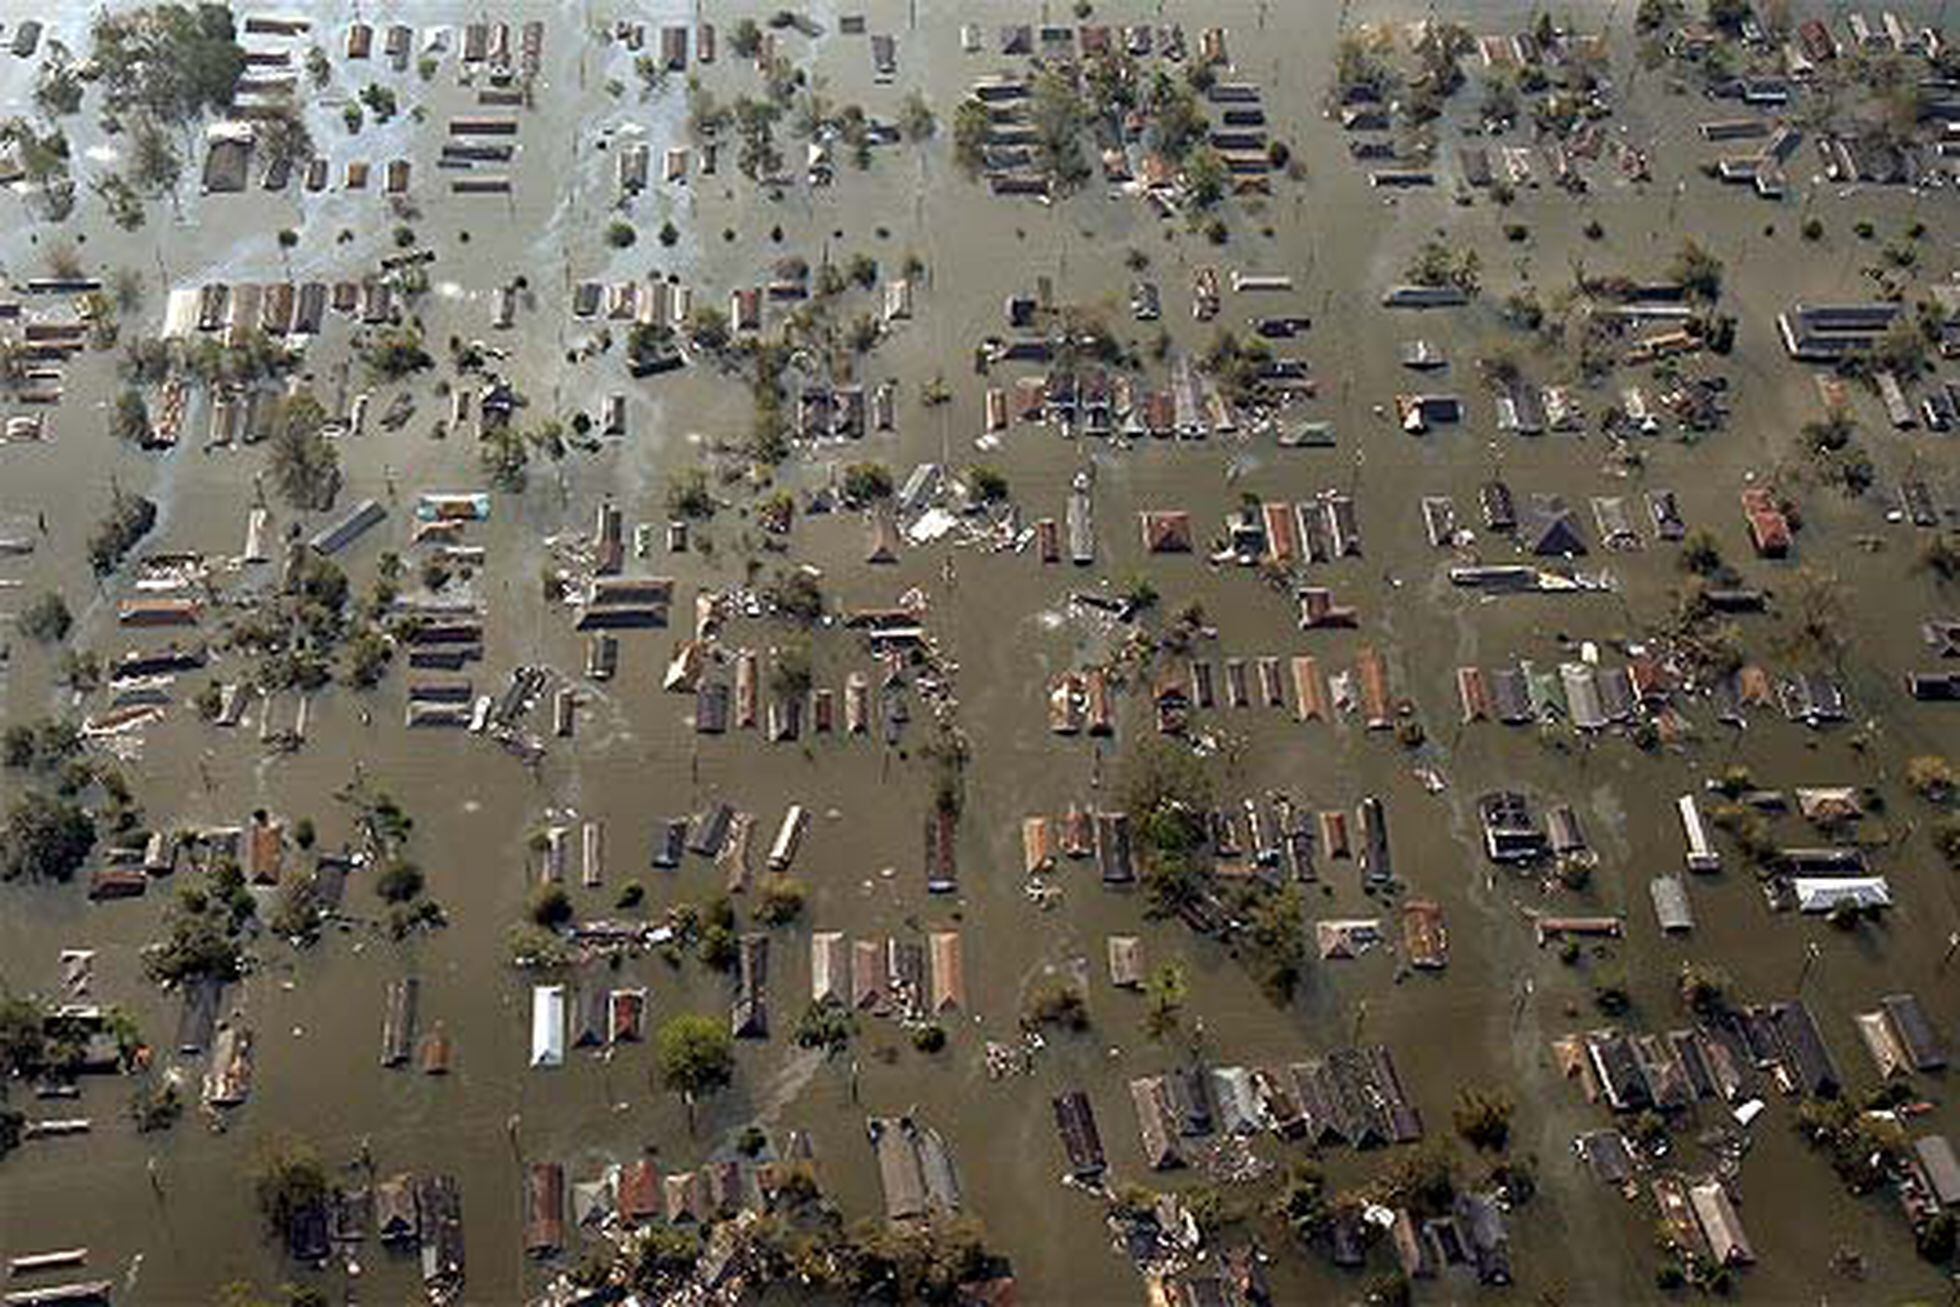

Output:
xmin=1518 ymin=495 xmax=1587 ymax=556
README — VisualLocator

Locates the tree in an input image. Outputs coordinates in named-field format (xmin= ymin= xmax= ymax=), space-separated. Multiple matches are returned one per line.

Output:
xmin=0 ymin=996 xmax=52 ymax=1078
xmin=112 ymin=387 xmax=152 ymax=444
xmin=1918 ymin=1211 xmax=1957 ymax=1264
xmin=1021 ymin=980 xmax=1090 ymax=1032
xmin=146 ymin=895 xmax=248 ymax=984
xmin=1146 ymin=70 xmax=1206 ymax=161
xmin=755 ymin=877 xmax=805 ymax=926
xmin=267 ymin=391 xmax=339 ymax=511
xmin=1142 ymin=962 xmax=1187 ymax=1040
xmin=480 ymin=426 xmax=530 ymax=494
xmin=528 ymin=883 xmax=572 ymax=927
xmin=128 ymin=116 xmax=182 ymax=196
xmin=18 ymin=591 xmax=71 ymax=643
xmin=765 ymin=571 xmax=822 ymax=624
xmin=627 ymin=320 xmax=675 ymax=370
xmin=1919 ymin=533 xmax=1960 ymax=582
xmin=1 ymin=118 xmax=75 ymax=218
xmin=656 ymin=1014 xmax=734 ymax=1124
xmin=1030 ymin=67 xmax=1091 ymax=186
xmin=91 ymin=4 xmax=247 ymax=124
xmin=1334 ymin=36 xmax=1396 ymax=100
xmin=1453 ymin=1088 xmax=1513 ymax=1151
xmin=1 ymin=791 xmax=96 ymax=882
xmin=1123 ymin=738 xmax=1213 ymax=858
xmin=130 ymin=1078 xmax=183 ymax=1132
xmin=344 ymin=629 xmax=391 ymax=688
xmin=952 ymin=98 xmax=990 ymax=175
xmin=358 ymin=83 xmax=397 ymax=122
xmin=1243 ymin=884 xmax=1306 ymax=1004
xmin=1705 ymin=0 xmax=1750 ymax=33
xmin=1677 ymin=961 xmax=1731 ymax=1016
xmin=900 ymin=90 xmax=936 ymax=141
xmin=684 ymin=304 xmax=730 ymax=351
xmin=1184 ymin=147 xmax=1228 ymax=208
xmin=794 ymin=998 xmax=855 ymax=1056
xmin=1593 ymin=969 xmax=1632 ymax=1015
xmin=841 ymin=461 xmax=893 ymax=505
xmin=357 ymin=326 xmax=432 ymax=381
xmin=1869 ymin=318 xmax=1928 ymax=378
xmin=667 ymin=468 xmax=714 ymax=520
xmin=96 ymin=173 xmax=146 ymax=230
xmin=1783 ymin=568 xmax=1848 ymax=666
xmin=1406 ymin=240 xmax=1480 ymax=295
xmin=1928 ymin=819 xmax=1960 ymax=870
xmin=1637 ymin=0 xmax=1684 ymax=31
xmin=34 ymin=57 xmax=84 ymax=116
xmin=768 ymin=639 xmax=814 ymax=698
xmin=1679 ymin=529 xmax=1724 ymax=577
xmin=374 ymin=860 xmax=424 ymax=904
xmin=1906 ymin=756 xmax=1956 ymax=804
xmin=0 ymin=1089 xmax=21 ymax=1159
xmin=257 ymin=106 xmax=314 ymax=174
xmin=967 ymin=466 xmax=1009 ymax=505
xmin=732 ymin=95 xmax=784 ymax=180
xmin=839 ymin=1217 xmax=1008 ymax=1299
xmin=253 ymin=1137 xmax=327 ymax=1245
xmin=87 ymin=492 xmax=157 ymax=575
xmin=1670 ymin=239 xmax=1724 ymax=302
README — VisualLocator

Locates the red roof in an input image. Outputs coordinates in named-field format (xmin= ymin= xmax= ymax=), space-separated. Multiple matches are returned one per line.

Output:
xmin=1740 ymin=488 xmax=1790 ymax=556
xmin=618 ymin=1159 xmax=661 ymax=1222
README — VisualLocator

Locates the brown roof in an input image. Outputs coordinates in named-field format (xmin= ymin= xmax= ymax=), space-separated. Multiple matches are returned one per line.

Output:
xmin=247 ymin=820 xmax=284 ymax=884
xmin=1740 ymin=487 xmax=1790 ymax=555
xmin=1355 ymin=646 xmax=1392 ymax=729
xmin=1140 ymin=510 xmax=1193 ymax=553
xmin=928 ymin=931 xmax=965 ymax=1012
xmin=1401 ymin=899 xmax=1449 ymax=969
xmin=1262 ymin=502 xmax=1298 ymax=564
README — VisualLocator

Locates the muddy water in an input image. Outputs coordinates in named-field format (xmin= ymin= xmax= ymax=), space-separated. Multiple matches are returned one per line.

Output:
xmin=2 ymin=0 xmax=1959 ymax=1301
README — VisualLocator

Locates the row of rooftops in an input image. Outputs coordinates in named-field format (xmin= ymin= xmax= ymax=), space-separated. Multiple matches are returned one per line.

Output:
xmin=809 ymin=929 xmax=964 ymax=1018
xmin=523 ymin=1147 xmax=816 ymax=1257
xmin=1122 ymin=646 xmax=1396 ymax=737
xmin=970 ymin=21 xmax=1220 ymax=62
xmin=278 ymin=1168 xmax=463 ymax=1282
xmin=336 ymin=17 xmax=544 ymax=72
xmin=1129 ymin=1044 xmax=1422 ymax=1172
xmin=160 ymin=278 xmax=406 ymax=341
xmin=1026 ymin=789 xmax=1381 ymax=890
xmin=1559 ymin=1001 xmax=1840 ymax=1118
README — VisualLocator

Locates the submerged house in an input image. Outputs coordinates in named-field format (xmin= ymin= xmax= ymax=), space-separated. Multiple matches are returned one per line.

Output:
xmin=1052 ymin=1089 xmax=1107 ymax=1180
xmin=530 ymin=985 xmax=565 ymax=1068
xmin=1518 ymin=495 xmax=1587 ymax=556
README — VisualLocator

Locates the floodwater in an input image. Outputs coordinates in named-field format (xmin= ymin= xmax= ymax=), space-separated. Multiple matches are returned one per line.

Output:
xmin=2 ymin=0 xmax=1958 ymax=1301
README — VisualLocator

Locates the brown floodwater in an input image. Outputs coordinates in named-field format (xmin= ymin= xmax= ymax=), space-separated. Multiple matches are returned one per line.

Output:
xmin=3 ymin=0 xmax=1959 ymax=1302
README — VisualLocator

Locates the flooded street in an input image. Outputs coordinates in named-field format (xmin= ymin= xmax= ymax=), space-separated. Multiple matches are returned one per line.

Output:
xmin=2 ymin=0 xmax=1958 ymax=1301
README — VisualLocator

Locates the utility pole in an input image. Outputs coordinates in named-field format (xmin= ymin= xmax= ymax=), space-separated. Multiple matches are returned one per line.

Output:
xmin=1796 ymin=939 xmax=1822 ymax=989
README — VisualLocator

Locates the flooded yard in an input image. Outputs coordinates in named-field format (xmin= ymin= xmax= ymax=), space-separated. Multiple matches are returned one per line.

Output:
xmin=1 ymin=0 xmax=1958 ymax=1302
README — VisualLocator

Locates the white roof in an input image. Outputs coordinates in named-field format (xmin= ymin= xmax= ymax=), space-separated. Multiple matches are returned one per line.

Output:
xmin=1792 ymin=877 xmax=1892 ymax=912
xmin=530 ymin=984 xmax=565 ymax=1067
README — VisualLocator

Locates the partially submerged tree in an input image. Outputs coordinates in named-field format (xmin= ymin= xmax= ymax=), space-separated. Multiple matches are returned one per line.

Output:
xmin=655 ymin=1013 xmax=734 ymax=1127
xmin=252 ymin=1136 xmax=328 ymax=1246
xmin=18 ymin=591 xmax=71 ymax=643
xmin=267 ymin=391 xmax=339 ymax=511
xmin=0 ymin=791 xmax=96 ymax=882
xmin=91 ymin=4 xmax=247 ymax=124
xmin=1452 ymin=1088 xmax=1513 ymax=1151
